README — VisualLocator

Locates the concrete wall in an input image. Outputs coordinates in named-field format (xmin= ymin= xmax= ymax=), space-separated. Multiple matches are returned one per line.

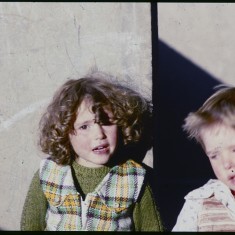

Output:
xmin=157 ymin=3 xmax=235 ymax=230
xmin=158 ymin=3 xmax=235 ymax=85
xmin=0 ymin=3 xmax=152 ymax=230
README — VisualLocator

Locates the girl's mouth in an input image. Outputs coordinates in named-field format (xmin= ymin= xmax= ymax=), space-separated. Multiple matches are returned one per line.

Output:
xmin=93 ymin=144 xmax=109 ymax=154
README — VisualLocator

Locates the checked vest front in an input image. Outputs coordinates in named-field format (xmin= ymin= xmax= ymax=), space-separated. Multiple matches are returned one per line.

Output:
xmin=39 ymin=159 xmax=146 ymax=231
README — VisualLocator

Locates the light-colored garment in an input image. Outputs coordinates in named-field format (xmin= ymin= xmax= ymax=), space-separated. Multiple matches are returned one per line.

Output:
xmin=197 ymin=195 xmax=235 ymax=231
xmin=172 ymin=179 xmax=235 ymax=231
xmin=40 ymin=158 xmax=146 ymax=231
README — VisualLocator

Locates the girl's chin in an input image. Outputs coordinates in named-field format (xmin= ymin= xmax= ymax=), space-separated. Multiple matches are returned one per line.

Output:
xmin=76 ymin=157 xmax=111 ymax=168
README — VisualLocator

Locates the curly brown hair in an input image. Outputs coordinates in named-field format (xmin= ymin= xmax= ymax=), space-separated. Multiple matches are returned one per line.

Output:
xmin=39 ymin=76 xmax=152 ymax=165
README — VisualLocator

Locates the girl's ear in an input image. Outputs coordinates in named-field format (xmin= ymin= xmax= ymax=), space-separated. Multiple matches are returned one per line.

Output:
xmin=69 ymin=129 xmax=77 ymax=137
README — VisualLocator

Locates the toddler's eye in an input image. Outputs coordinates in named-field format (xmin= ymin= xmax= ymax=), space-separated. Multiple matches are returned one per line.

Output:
xmin=209 ymin=155 xmax=217 ymax=160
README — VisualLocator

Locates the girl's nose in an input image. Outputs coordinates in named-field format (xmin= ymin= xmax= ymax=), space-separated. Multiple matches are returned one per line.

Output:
xmin=93 ymin=123 xmax=105 ymax=139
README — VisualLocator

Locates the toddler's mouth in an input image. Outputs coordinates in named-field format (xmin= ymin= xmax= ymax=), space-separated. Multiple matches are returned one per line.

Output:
xmin=228 ymin=175 xmax=235 ymax=184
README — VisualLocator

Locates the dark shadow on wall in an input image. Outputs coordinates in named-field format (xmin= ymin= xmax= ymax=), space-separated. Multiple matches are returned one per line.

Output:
xmin=152 ymin=40 xmax=222 ymax=231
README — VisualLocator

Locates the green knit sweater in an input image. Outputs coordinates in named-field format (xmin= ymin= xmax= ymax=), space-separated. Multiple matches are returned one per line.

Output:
xmin=20 ymin=160 xmax=164 ymax=231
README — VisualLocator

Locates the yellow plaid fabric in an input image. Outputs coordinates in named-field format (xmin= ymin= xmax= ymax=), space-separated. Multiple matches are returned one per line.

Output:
xmin=40 ymin=159 xmax=145 ymax=231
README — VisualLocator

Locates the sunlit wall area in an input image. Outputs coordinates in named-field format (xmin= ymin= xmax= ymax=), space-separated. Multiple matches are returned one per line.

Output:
xmin=158 ymin=3 xmax=235 ymax=85
xmin=0 ymin=3 xmax=152 ymax=230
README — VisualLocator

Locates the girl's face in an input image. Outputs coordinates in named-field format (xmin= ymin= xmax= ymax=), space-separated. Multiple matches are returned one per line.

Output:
xmin=69 ymin=99 xmax=118 ymax=168
xmin=200 ymin=123 xmax=235 ymax=193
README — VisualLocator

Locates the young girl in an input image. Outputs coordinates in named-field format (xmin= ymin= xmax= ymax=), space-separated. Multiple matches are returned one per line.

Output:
xmin=20 ymin=75 xmax=163 ymax=231
xmin=173 ymin=86 xmax=235 ymax=231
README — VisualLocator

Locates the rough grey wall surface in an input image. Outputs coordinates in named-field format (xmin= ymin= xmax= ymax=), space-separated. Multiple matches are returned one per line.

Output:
xmin=0 ymin=3 xmax=152 ymax=230
xmin=158 ymin=3 xmax=235 ymax=86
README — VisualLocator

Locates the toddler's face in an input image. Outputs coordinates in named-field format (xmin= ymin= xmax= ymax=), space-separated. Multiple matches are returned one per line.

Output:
xmin=200 ymin=123 xmax=235 ymax=193
xmin=69 ymin=98 xmax=118 ymax=168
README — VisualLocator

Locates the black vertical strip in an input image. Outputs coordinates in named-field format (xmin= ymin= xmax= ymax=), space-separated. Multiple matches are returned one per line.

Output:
xmin=151 ymin=3 xmax=167 ymax=231
xmin=150 ymin=2 xmax=164 ymax=229
xmin=150 ymin=2 xmax=158 ymax=168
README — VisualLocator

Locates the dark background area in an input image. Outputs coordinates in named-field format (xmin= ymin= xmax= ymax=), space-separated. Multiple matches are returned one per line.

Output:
xmin=153 ymin=40 xmax=220 ymax=231
xmin=151 ymin=3 xmax=222 ymax=231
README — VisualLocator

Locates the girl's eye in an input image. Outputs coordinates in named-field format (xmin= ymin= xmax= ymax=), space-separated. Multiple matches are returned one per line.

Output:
xmin=79 ymin=125 xmax=88 ymax=130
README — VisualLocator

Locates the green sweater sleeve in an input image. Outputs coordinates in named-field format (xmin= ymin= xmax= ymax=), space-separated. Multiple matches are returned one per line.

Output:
xmin=133 ymin=184 xmax=164 ymax=231
xmin=20 ymin=170 xmax=47 ymax=231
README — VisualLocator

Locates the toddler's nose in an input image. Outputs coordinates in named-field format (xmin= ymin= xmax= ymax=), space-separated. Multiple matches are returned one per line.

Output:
xmin=223 ymin=156 xmax=233 ymax=170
